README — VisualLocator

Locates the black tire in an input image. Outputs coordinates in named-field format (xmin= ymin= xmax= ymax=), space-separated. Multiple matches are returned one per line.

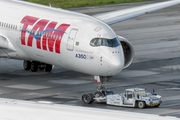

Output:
xmin=31 ymin=61 xmax=38 ymax=72
xmin=138 ymin=101 xmax=145 ymax=109
xmin=82 ymin=93 xmax=94 ymax=104
xmin=45 ymin=64 xmax=52 ymax=72
xmin=23 ymin=60 xmax=31 ymax=70
xmin=94 ymin=91 xmax=104 ymax=97
xmin=39 ymin=66 xmax=45 ymax=70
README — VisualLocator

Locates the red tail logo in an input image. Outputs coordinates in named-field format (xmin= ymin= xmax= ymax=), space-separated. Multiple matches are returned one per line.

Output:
xmin=20 ymin=15 xmax=70 ymax=54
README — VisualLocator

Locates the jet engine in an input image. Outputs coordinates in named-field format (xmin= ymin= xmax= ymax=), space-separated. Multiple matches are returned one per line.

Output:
xmin=118 ymin=36 xmax=134 ymax=69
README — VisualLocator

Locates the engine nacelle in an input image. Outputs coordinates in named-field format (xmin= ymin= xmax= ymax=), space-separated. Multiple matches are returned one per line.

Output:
xmin=118 ymin=36 xmax=134 ymax=69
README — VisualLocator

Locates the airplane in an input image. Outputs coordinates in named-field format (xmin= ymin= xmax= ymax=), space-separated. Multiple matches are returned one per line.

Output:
xmin=0 ymin=0 xmax=180 ymax=100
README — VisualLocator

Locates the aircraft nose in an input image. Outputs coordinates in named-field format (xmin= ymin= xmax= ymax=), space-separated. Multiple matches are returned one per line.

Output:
xmin=109 ymin=47 xmax=124 ymax=75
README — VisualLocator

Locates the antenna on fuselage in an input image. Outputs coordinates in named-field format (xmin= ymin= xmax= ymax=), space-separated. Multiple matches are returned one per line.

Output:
xmin=49 ymin=3 xmax=51 ymax=7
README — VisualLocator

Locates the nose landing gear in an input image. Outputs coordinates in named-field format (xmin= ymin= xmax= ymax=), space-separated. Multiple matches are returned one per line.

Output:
xmin=82 ymin=76 xmax=114 ymax=104
xmin=95 ymin=76 xmax=114 ymax=96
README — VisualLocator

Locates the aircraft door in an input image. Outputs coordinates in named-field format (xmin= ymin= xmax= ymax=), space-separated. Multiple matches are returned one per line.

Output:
xmin=67 ymin=28 xmax=78 ymax=51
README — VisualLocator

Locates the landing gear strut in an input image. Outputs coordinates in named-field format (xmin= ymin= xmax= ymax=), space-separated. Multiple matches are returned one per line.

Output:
xmin=45 ymin=64 xmax=52 ymax=72
xmin=82 ymin=76 xmax=114 ymax=104
xmin=94 ymin=76 xmax=114 ymax=97
xmin=23 ymin=60 xmax=53 ymax=72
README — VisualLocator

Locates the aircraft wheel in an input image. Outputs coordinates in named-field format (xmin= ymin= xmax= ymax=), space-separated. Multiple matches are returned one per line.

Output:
xmin=23 ymin=60 xmax=31 ymax=70
xmin=138 ymin=101 xmax=145 ymax=109
xmin=38 ymin=63 xmax=45 ymax=70
xmin=82 ymin=93 xmax=94 ymax=104
xmin=39 ymin=67 xmax=45 ymax=70
xmin=45 ymin=64 xmax=52 ymax=72
xmin=31 ymin=61 xmax=38 ymax=72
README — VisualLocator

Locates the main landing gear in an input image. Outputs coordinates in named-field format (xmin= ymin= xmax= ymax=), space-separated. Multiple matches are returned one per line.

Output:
xmin=82 ymin=76 xmax=114 ymax=104
xmin=23 ymin=60 xmax=53 ymax=72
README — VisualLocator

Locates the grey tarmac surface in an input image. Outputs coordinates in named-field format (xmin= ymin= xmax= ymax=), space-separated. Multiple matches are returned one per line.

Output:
xmin=0 ymin=0 xmax=180 ymax=118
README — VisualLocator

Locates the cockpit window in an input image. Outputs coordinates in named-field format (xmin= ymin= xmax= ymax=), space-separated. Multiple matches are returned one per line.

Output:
xmin=96 ymin=38 xmax=102 ymax=46
xmin=90 ymin=39 xmax=96 ymax=46
xmin=90 ymin=38 xmax=120 ymax=47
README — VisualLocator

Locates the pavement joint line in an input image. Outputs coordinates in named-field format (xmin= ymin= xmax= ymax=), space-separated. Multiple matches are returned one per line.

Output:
xmin=113 ymin=21 xmax=179 ymax=30
xmin=155 ymin=110 xmax=180 ymax=115
xmin=162 ymin=103 xmax=180 ymax=107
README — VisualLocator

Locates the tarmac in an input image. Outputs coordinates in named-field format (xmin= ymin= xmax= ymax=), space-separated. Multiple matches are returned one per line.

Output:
xmin=0 ymin=1 xmax=180 ymax=118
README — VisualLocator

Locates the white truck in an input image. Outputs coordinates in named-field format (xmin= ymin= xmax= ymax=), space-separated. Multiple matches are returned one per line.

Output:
xmin=82 ymin=88 xmax=162 ymax=108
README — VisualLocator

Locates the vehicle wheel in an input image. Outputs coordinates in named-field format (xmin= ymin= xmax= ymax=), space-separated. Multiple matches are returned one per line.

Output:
xmin=31 ymin=61 xmax=38 ymax=72
xmin=138 ymin=101 xmax=145 ymax=109
xmin=94 ymin=91 xmax=104 ymax=97
xmin=23 ymin=60 xmax=31 ymax=70
xmin=82 ymin=93 xmax=94 ymax=104
xmin=45 ymin=64 xmax=52 ymax=72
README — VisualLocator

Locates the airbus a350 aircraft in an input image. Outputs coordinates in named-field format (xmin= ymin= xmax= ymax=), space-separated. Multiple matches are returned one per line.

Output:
xmin=0 ymin=0 xmax=180 ymax=99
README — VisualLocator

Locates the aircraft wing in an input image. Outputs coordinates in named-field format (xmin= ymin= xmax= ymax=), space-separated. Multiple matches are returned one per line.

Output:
xmin=93 ymin=0 xmax=180 ymax=25
xmin=0 ymin=35 xmax=16 ymax=54
xmin=0 ymin=35 xmax=9 ymax=49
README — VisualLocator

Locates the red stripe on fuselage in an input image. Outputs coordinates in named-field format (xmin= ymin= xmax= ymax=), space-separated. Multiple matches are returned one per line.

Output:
xmin=55 ymin=24 xmax=70 ymax=54
xmin=42 ymin=21 xmax=57 ymax=51
xmin=20 ymin=16 xmax=39 ymax=45
xmin=20 ymin=15 xmax=70 ymax=54
xmin=27 ymin=19 xmax=49 ymax=49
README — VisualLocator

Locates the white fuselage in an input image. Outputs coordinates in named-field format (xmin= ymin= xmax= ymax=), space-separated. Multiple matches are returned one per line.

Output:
xmin=0 ymin=0 xmax=124 ymax=76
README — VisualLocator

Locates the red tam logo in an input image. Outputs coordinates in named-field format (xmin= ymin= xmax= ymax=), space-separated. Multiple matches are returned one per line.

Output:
xmin=20 ymin=15 xmax=70 ymax=54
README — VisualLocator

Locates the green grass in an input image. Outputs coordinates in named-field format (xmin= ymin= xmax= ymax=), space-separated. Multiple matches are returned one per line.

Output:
xmin=24 ymin=0 xmax=152 ymax=9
